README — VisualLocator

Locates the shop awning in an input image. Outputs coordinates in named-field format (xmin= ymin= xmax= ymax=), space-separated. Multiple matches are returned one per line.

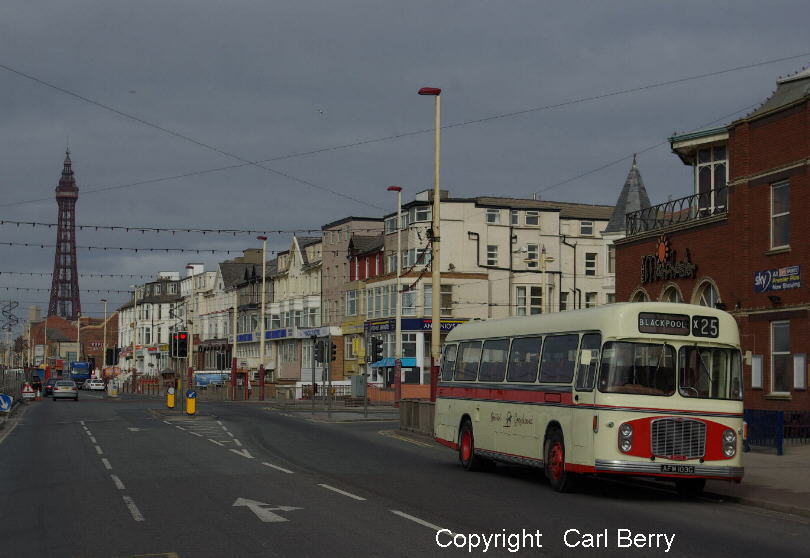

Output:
xmin=370 ymin=357 xmax=417 ymax=368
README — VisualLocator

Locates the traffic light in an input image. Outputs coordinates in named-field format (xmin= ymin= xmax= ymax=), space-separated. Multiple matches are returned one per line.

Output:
xmin=172 ymin=331 xmax=189 ymax=358
xmin=314 ymin=340 xmax=325 ymax=363
xmin=330 ymin=343 xmax=337 ymax=362
xmin=370 ymin=337 xmax=384 ymax=362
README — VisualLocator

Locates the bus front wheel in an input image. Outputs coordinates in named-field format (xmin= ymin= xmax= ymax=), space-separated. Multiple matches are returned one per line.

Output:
xmin=545 ymin=429 xmax=576 ymax=492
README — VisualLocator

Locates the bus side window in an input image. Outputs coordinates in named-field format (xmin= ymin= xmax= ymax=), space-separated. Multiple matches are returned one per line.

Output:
xmin=506 ymin=336 xmax=541 ymax=383
xmin=441 ymin=344 xmax=458 ymax=381
xmin=479 ymin=339 xmax=509 ymax=382
xmin=539 ymin=334 xmax=578 ymax=383
xmin=454 ymin=341 xmax=482 ymax=382
xmin=575 ymin=333 xmax=601 ymax=391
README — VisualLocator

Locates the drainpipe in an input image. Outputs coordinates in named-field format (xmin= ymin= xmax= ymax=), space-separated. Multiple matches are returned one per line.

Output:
xmin=561 ymin=236 xmax=578 ymax=309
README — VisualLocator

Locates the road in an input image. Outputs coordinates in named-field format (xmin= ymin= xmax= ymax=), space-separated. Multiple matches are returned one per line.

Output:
xmin=1 ymin=396 xmax=807 ymax=557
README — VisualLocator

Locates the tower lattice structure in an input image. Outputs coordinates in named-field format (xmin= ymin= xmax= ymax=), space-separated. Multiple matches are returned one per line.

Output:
xmin=48 ymin=151 xmax=81 ymax=320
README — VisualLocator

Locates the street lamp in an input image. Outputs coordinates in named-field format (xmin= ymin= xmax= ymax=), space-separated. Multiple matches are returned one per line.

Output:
xmin=185 ymin=265 xmax=195 ymax=398
xmin=101 ymin=299 xmax=108 ymax=371
xmin=256 ymin=235 xmax=268 ymax=401
xmin=130 ymin=285 xmax=138 ymax=390
xmin=418 ymin=86 xmax=441 ymax=402
xmin=387 ymin=186 xmax=403 ymax=406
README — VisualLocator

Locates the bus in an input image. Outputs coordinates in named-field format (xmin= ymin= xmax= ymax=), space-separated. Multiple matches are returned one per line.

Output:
xmin=433 ymin=302 xmax=744 ymax=495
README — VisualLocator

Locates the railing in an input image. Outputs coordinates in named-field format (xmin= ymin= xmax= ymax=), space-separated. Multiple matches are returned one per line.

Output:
xmin=626 ymin=187 xmax=728 ymax=236
xmin=744 ymin=410 xmax=810 ymax=455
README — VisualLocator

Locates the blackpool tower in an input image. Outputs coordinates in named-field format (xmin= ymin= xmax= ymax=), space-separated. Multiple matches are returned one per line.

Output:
xmin=48 ymin=151 xmax=81 ymax=320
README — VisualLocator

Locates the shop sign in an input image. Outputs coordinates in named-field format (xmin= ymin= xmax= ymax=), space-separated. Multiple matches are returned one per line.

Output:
xmin=159 ymin=344 xmax=169 ymax=352
xmin=267 ymin=328 xmax=289 ymax=339
xmin=754 ymin=265 xmax=800 ymax=293
xmin=236 ymin=333 xmax=253 ymax=342
xmin=640 ymin=235 xmax=697 ymax=284
xmin=364 ymin=318 xmax=467 ymax=333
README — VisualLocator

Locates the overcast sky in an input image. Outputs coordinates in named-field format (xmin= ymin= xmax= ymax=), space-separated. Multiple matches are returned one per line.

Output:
xmin=1 ymin=1 xmax=809 ymax=328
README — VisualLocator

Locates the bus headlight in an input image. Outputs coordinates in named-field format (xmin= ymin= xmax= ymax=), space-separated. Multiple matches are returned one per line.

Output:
xmin=722 ymin=429 xmax=736 ymax=457
xmin=618 ymin=423 xmax=633 ymax=453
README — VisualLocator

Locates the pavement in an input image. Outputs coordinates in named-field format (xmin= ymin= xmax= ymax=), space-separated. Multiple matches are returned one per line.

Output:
xmin=89 ymin=393 xmax=810 ymax=518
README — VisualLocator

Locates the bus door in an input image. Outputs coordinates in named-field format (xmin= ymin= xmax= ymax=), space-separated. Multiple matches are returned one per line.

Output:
xmin=571 ymin=333 xmax=601 ymax=460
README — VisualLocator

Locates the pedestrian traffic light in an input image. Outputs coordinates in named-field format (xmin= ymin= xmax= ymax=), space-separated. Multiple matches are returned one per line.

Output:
xmin=172 ymin=331 xmax=189 ymax=358
xmin=330 ymin=343 xmax=337 ymax=362
xmin=314 ymin=340 xmax=325 ymax=363
xmin=370 ymin=337 xmax=384 ymax=362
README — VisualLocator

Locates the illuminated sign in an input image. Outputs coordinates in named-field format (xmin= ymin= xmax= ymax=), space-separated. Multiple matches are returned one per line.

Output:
xmin=640 ymin=235 xmax=697 ymax=284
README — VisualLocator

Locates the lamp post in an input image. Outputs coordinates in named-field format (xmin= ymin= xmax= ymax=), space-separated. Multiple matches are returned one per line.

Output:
xmin=387 ymin=186 xmax=403 ymax=406
xmin=185 ymin=265 xmax=195 ymax=400
xmin=539 ymin=247 xmax=555 ymax=313
xmin=101 ymin=299 xmax=108 ymax=371
xmin=76 ymin=313 xmax=81 ymax=364
xmin=231 ymin=290 xmax=238 ymax=401
xmin=418 ymin=86 xmax=441 ymax=402
xmin=257 ymin=235 xmax=268 ymax=401
xmin=131 ymin=286 xmax=138 ymax=391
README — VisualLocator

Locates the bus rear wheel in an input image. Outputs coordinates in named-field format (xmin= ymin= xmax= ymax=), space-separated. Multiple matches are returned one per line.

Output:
xmin=459 ymin=420 xmax=486 ymax=471
xmin=545 ymin=429 xmax=576 ymax=492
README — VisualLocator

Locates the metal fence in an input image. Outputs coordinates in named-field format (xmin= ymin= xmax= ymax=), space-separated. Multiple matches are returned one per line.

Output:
xmin=626 ymin=187 xmax=728 ymax=235
xmin=744 ymin=410 xmax=810 ymax=455
xmin=0 ymin=368 xmax=25 ymax=399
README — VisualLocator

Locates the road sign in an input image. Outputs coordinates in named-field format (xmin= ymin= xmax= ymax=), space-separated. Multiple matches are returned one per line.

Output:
xmin=21 ymin=384 xmax=35 ymax=400
xmin=0 ymin=394 xmax=12 ymax=412
xmin=232 ymin=498 xmax=301 ymax=523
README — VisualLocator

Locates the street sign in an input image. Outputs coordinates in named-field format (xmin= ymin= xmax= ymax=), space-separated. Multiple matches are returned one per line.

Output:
xmin=21 ymin=384 xmax=35 ymax=400
xmin=0 ymin=394 xmax=12 ymax=412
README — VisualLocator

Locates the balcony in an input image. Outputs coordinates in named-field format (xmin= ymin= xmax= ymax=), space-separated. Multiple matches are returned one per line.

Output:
xmin=626 ymin=186 xmax=728 ymax=236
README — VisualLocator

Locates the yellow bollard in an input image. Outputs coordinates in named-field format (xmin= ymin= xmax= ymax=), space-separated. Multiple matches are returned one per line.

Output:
xmin=186 ymin=389 xmax=197 ymax=415
xmin=167 ymin=386 xmax=175 ymax=409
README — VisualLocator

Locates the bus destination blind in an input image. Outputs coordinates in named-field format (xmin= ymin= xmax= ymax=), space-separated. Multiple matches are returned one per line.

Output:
xmin=638 ymin=313 xmax=690 ymax=335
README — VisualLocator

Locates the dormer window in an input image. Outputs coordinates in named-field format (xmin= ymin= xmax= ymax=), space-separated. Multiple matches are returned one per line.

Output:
xmin=697 ymin=145 xmax=727 ymax=212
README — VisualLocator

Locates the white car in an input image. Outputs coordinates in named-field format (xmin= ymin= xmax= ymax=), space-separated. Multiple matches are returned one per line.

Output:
xmin=85 ymin=379 xmax=106 ymax=391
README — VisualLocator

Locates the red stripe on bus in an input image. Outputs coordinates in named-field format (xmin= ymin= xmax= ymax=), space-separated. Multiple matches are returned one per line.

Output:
xmin=594 ymin=403 xmax=742 ymax=416
xmin=435 ymin=437 xmax=458 ymax=450
xmin=437 ymin=385 xmax=574 ymax=405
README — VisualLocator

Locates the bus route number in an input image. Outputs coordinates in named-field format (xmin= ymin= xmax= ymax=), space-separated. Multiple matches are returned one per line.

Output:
xmin=691 ymin=315 xmax=719 ymax=338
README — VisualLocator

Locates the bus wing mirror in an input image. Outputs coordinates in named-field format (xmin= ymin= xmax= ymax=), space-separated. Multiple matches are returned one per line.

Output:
xmin=579 ymin=349 xmax=593 ymax=366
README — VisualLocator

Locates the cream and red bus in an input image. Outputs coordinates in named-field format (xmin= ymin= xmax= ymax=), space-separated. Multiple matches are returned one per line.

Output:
xmin=434 ymin=302 xmax=744 ymax=495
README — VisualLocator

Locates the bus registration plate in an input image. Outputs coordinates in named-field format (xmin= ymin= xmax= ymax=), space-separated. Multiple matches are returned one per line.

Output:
xmin=661 ymin=464 xmax=695 ymax=474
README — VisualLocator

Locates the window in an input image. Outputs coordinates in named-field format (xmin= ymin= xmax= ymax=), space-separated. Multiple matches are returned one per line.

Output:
xmin=281 ymin=340 xmax=296 ymax=363
xmin=441 ymin=344 xmax=458 ymax=381
xmin=580 ymin=221 xmax=593 ymax=236
xmin=271 ymin=314 xmax=281 ymax=330
xmin=695 ymin=281 xmax=720 ymax=307
xmin=598 ymin=341 xmax=676 ymax=396
xmin=574 ymin=333 xmax=602 ymax=391
xmin=387 ymin=254 xmax=397 ymax=275
xmin=402 ymin=333 xmax=417 ymax=358
xmin=507 ymin=337 xmax=541 ymax=383
xmin=585 ymin=253 xmax=597 ymax=276
xmin=608 ymin=245 xmax=615 ymax=274
xmin=679 ymin=346 xmax=743 ymax=400
xmin=525 ymin=244 xmax=538 ymax=269
xmin=539 ymin=334 xmax=578 ymax=383
xmin=402 ymin=288 xmax=416 ymax=316
xmin=771 ymin=181 xmax=790 ymax=249
xmin=424 ymin=285 xmax=453 ymax=316
xmin=661 ymin=286 xmax=683 ymax=303
xmin=485 ymin=209 xmax=500 ymax=224
xmin=516 ymin=286 xmax=542 ymax=315
xmin=144 ymin=327 xmax=152 ymax=345
xmin=411 ymin=205 xmax=431 ymax=222
xmin=606 ymin=293 xmax=616 ymax=304
xmin=525 ymin=211 xmax=540 ymax=226
xmin=510 ymin=210 xmax=519 ymax=225
xmin=479 ymin=339 xmax=510 ymax=382
xmin=585 ymin=292 xmax=598 ymax=308
xmin=454 ymin=341 xmax=481 ymax=381
xmin=486 ymin=245 xmax=498 ymax=266
xmin=631 ymin=289 xmax=650 ymax=303
xmin=697 ymin=145 xmax=727 ymax=212
xmin=771 ymin=321 xmax=791 ymax=393
xmin=344 ymin=336 xmax=356 ymax=359
xmin=560 ymin=292 xmax=569 ymax=311
xmin=346 ymin=290 xmax=357 ymax=316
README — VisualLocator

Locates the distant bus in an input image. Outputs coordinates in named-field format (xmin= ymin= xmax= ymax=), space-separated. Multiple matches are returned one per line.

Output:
xmin=434 ymin=302 xmax=744 ymax=495
xmin=70 ymin=361 xmax=91 ymax=387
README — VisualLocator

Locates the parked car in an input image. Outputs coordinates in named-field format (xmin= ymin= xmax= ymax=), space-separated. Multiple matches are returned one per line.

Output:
xmin=52 ymin=380 xmax=79 ymax=401
xmin=85 ymin=379 xmax=105 ymax=391
xmin=43 ymin=378 xmax=58 ymax=396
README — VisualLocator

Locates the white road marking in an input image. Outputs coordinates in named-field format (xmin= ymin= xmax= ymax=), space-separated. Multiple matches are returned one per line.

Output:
xmin=85 ymin=430 xmax=93 ymax=436
xmin=175 ymin=425 xmax=186 ymax=430
xmin=230 ymin=448 xmax=254 ymax=459
xmin=101 ymin=458 xmax=112 ymax=470
xmin=111 ymin=474 xmax=126 ymax=490
xmin=216 ymin=420 xmax=223 ymax=425
xmin=95 ymin=445 xmax=103 ymax=455
xmin=208 ymin=439 xmax=225 ymax=446
xmin=234 ymin=439 xmax=243 ymax=447
xmin=80 ymin=421 xmax=85 ymax=426
xmin=162 ymin=420 xmax=172 ymax=425
xmin=127 ymin=427 xmax=143 ymax=432
xmin=90 ymin=437 xmax=97 ymax=444
xmin=226 ymin=431 xmax=235 ymax=437
xmin=232 ymin=498 xmax=301 ymax=523
xmin=189 ymin=432 xmax=203 ymax=437
xmin=122 ymin=495 xmax=145 ymax=521
xmin=221 ymin=425 xmax=229 ymax=432
xmin=317 ymin=484 xmax=366 ymax=501
xmin=262 ymin=462 xmax=294 ymax=474
xmin=390 ymin=510 xmax=447 ymax=532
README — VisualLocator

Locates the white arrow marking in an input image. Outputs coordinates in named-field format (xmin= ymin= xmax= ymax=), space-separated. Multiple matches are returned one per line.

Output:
xmin=127 ymin=427 xmax=143 ymax=432
xmin=232 ymin=498 xmax=301 ymax=523
xmin=230 ymin=448 xmax=254 ymax=459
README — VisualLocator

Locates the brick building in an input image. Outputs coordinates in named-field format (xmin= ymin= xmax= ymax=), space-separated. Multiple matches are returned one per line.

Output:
xmin=615 ymin=68 xmax=810 ymax=413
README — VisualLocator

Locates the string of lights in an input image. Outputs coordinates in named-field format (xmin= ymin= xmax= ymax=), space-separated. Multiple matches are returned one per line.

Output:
xmin=0 ymin=271 xmax=154 ymax=279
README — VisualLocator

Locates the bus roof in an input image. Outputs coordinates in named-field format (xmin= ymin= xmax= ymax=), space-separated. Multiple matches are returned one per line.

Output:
xmin=445 ymin=302 xmax=740 ymax=345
